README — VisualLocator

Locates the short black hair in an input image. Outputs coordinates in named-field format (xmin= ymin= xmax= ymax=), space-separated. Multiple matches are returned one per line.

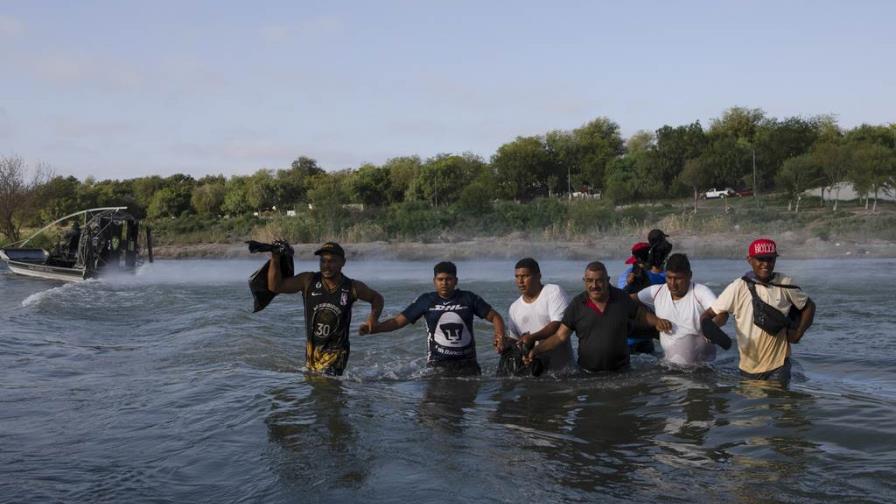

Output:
xmin=433 ymin=261 xmax=457 ymax=277
xmin=585 ymin=261 xmax=607 ymax=274
xmin=514 ymin=257 xmax=540 ymax=274
xmin=665 ymin=253 xmax=691 ymax=274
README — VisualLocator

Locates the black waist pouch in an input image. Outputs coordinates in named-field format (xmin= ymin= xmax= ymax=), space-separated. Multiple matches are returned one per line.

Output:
xmin=742 ymin=276 xmax=799 ymax=334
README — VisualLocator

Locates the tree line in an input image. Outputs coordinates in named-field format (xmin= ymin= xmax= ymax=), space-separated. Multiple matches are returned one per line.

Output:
xmin=1 ymin=106 xmax=894 ymax=244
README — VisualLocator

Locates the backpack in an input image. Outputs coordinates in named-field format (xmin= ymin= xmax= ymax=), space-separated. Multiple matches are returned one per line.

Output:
xmin=741 ymin=275 xmax=801 ymax=335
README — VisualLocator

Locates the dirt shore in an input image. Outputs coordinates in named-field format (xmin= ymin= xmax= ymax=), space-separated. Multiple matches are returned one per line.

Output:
xmin=152 ymin=232 xmax=896 ymax=260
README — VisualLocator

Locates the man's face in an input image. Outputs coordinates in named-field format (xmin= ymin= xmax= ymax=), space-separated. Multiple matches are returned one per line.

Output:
xmin=665 ymin=270 xmax=692 ymax=298
xmin=514 ymin=267 xmax=541 ymax=296
xmin=583 ymin=268 xmax=610 ymax=302
xmin=318 ymin=253 xmax=345 ymax=279
xmin=748 ymin=255 xmax=776 ymax=282
xmin=434 ymin=272 xmax=458 ymax=298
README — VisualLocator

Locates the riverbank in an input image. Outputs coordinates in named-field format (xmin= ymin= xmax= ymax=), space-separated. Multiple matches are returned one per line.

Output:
xmin=151 ymin=230 xmax=896 ymax=260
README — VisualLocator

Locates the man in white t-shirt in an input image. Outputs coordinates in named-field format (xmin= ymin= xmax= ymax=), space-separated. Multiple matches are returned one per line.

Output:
xmin=506 ymin=258 xmax=574 ymax=372
xmin=635 ymin=253 xmax=730 ymax=366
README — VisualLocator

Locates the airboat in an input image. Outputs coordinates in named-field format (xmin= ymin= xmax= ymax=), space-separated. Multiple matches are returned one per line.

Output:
xmin=0 ymin=207 xmax=153 ymax=282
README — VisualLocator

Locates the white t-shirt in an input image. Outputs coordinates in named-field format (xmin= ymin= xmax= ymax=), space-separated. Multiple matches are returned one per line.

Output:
xmin=507 ymin=284 xmax=574 ymax=371
xmin=637 ymin=282 xmax=718 ymax=366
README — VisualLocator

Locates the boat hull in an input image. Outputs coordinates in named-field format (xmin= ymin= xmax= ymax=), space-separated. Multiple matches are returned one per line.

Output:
xmin=0 ymin=256 xmax=87 ymax=282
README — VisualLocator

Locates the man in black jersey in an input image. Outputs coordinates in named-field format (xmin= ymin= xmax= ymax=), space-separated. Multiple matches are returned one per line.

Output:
xmin=267 ymin=242 xmax=384 ymax=376
xmin=361 ymin=261 xmax=505 ymax=376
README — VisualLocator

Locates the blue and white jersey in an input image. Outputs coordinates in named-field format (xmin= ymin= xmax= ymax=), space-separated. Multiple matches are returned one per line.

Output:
xmin=401 ymin=290 xmax=493 ymax=363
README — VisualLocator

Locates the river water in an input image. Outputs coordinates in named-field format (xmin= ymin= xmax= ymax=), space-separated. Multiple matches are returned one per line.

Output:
xmin=1 ymin=258 xmax=894 ymax=503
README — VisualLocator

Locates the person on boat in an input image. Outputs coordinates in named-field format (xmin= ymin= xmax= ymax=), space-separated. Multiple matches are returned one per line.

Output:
xmin=360 ymin=261 xmax=505 ymax=377
xmin=504 ymin=257 xmax=573 ymax=374
xmin=64 ymin=221 xmax=81 ymax=259
xmin=267 ymin=241 xmax=384 ymax=376
xmin=634 ymin=253 xmax=729 ymax=366
xmin=703 ymin=238 xmax=816 ymax=383
xmin=523 ymin=261 xmax=671 ymax=373
xmin=620 ymin=229 xmax=673 ymax=354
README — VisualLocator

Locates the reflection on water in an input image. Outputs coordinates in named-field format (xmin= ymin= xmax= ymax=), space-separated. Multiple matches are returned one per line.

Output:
xmin=265 ymin=376 xmax=370 ymax=493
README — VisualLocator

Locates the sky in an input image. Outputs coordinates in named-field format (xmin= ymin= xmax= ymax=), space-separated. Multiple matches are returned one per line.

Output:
xmin=1 ymin=0 xmax=894 ymax=180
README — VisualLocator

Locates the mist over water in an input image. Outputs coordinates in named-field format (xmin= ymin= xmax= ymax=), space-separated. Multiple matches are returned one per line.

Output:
xmin=2 ymin=258 xmax=895 ymax=503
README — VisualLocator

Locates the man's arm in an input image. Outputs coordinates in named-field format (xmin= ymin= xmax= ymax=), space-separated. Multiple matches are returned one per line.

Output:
xmin=701 ymin=308 xmax=729 ymax=327
xmin=519 ymin=321 xmax=563 ymax=348
xmin=266 ymin=252 xmax=310 ymax=293
xmin=523 ymin=323 xmax=570 ymax=364
xmin=485 ymin=309 xmax=506 ymax=353
xmin=633 ymin=305 xmax=672 ymax=333
xmin=353 ymin=280 xmax=384 ymax=334
xmin=361 ymin=313 xmax=411 ymax=335
xmin=787 ymin=298 xmax=815 ymax=343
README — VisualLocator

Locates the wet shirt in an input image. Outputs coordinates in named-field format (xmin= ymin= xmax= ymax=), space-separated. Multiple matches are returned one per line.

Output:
xmin=507 ymin=284 xmax=574 ymax=371
xmin=638 ymin=282 xmax=717 ymax=366
xmin=711 ymin=272 xmax=809 ymax=374
xmin=302 ymin=273 xmax=356 ymax=375
xmin=402 ymin=290 xmax=493 ymax=364
xmin=561 ymin=286 xmax=642 ymax=372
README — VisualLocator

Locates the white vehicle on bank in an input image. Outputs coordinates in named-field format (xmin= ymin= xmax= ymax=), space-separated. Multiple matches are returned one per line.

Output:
xmin=704 ymin=187 xmax=735 ymax=199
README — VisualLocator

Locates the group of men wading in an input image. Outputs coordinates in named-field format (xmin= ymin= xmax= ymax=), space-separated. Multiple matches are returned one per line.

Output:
xmin=265 ymin=231 xmax=815 ymax=384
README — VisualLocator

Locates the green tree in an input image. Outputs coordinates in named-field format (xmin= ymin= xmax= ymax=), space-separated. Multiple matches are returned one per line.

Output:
xmin=545 ymin=129 xmax=581 ymax=195
xmin=417 ymin=153 xmax=486 ymax=206
xmin=679 ymin=156 xmax=714 ymax=213
xmin=812 ymin=142 xmax=854 ymax=210
xmin=753 ymin=116 xmax=823 ymax=192
xmin=776 ymin=154 xmax=823 ymax=213
xmin=245 ymin=170 xmax=276 ymax=212
xmin=491 ymin=136 xmax=552 ymax=201
xmin=222 ymin=176 xmax=251 ymax=216
xmin=850 ymin=143 xmax=896 ymax=212
xmin=572 ymin=117 xmax=625 ymax=191
xmin=191 ymin=182 xmax=226 ymax=216
xmin=644 ymin=121 xmax=707 ymax=196
xmin=147 ymin=188 xmax=182 ymax=219
xmin=384 ymin=156 xmax=422 ymax=203
xmin=33 ymin=175 xmax=80 ymax=221
xmin=350 ymin=163 xmax=392 ymax=207
xmin=603 ymin=157 xmax=639 ymax=204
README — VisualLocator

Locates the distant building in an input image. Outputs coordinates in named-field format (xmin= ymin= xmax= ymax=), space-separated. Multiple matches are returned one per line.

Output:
xmin=804 ymin=182 xmax=896 ymax=202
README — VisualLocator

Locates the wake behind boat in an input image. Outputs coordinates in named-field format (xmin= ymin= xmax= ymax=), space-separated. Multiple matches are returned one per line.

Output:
xmin=0 ymin=207 xmax=153 ymax=282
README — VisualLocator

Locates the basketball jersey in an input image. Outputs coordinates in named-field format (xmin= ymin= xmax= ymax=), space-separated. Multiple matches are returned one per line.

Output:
xmin=302 ymin=273 xmax=356 ymax=375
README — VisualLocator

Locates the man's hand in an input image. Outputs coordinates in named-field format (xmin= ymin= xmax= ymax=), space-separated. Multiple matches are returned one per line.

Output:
xmin=518 ymin=332 xmax=533 ymax=349
xmin=493 ymin=330 xmax=506 ymax=353
xmin=786 ymin=327 xmax=803 ymax=343
xmin=522 ymin=349 xmax=537 ymax=366
xmin=654 ymin=318 xmax=673 ymax=333
xmin=359 ymin=321 xmax=373 ymax=335
xmin=626 ymin=272 xmax=636 ymax=286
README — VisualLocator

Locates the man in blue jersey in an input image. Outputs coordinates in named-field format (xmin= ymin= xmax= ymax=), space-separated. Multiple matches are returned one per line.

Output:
xmin=361 ymin=261 xmax=506 ymax=376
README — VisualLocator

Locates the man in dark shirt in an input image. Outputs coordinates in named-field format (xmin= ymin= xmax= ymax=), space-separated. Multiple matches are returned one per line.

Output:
xmin=361 ymin=261 xmax=506 ymax=376
xmin=524 ymin=261 xmax=671 ymax=372
xmin=267 ymin=241 xmax=384 ymax=376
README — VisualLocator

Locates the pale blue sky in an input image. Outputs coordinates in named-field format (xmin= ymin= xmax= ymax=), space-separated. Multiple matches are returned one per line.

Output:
xmin=2 ymin=1 xmax=894 ymax=180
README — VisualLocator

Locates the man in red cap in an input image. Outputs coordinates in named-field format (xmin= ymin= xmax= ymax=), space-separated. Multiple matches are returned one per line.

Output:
xmin=703 ymin=238 xmax=816 ymax=383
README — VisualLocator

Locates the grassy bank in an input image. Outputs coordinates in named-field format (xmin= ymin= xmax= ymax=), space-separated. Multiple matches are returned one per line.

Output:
xmin=147 ymin=193 xmax=896 ymax=249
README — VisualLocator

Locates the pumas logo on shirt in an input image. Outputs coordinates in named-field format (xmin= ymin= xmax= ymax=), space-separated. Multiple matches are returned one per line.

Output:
xmin=432 ymin=312 xmax=471 ymax=347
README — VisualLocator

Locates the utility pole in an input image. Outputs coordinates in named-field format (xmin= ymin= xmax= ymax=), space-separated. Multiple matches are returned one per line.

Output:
xmin=567 ymin=165 xmax=572 ymax=200
xmin=752 ymin=147 xmax=758 ymax=200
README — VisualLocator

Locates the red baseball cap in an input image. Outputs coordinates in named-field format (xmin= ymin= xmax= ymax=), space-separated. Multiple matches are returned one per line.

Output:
xmin=748 ymin=238 xmax=778 ymax=259
xmin=625 ymin=242 xmax=650 ymax=264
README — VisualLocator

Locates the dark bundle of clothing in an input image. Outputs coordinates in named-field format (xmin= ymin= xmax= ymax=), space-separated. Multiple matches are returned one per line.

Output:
xmin=496 ymin=341 xmax=545 ymax=377
xmin=247 ymin=240 xmax=294 ymax=313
